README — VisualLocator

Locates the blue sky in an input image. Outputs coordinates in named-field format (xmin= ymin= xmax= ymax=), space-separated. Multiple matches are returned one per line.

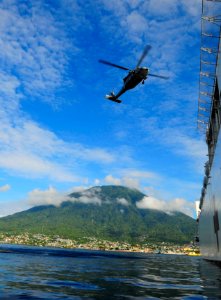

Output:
xmin=0 ymin=0 xmax=208 ymax=217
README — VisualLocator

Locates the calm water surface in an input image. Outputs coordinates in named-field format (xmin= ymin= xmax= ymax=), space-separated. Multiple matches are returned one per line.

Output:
xmin=0 ymin=244 xmax=220 ymax=299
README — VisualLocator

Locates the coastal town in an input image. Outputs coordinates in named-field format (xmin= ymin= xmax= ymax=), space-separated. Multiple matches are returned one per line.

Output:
xmin=0 ymin=232 xmax=199 ymax=256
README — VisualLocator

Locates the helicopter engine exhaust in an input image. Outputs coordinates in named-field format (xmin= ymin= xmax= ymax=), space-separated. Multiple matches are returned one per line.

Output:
xmin=105 ymin=92 xmax=121 ymax=103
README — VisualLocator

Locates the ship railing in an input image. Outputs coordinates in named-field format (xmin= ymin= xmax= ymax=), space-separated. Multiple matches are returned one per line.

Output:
xmin=197 ymin=0 xmax=221 ymax=133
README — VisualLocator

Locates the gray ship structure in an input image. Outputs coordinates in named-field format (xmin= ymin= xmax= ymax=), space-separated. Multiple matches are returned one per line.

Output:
xmin=197 ymin=0 xmax=221 ymax=262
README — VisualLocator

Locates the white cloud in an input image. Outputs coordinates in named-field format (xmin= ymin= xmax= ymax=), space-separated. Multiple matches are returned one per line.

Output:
xmin=0 ymin=2 xmax=71 ymax=104
xmin=27 ymin=186 xmax=69 ymax=207
xmin=136 ymin=195 xmax=166 ymax=210
xmin=98 ymin=0 xmax=127 ymax=17
xmin=0 ymin=2 xmax=83 ymax=181
xmin=142 ymin=118 xmax=207 ymax=174
xmin=1 ymin=184 xmax=196 ymax=217
xmin=0 ymin=151 xmax=77 ymax=182
xmin=0 ymin=114 xmax=118 ymax=182
xmin=116 ymin=197 xmax=130 ymax=206
xmin=77 ymin=147 xmax=115 ymax=164
xmin=104 ymin=174 xmax=140 ymax=189
xmin=27 ymin=186 xmax=102 ymax=207
xmin=104 ymin=175 xmax=122 ymax=185
xmin=127 ymin=0 xmax=143 ymax=10
xmin=122 ymin=177 xmax=140 ymax=189
xmin=68 ymin=186 xmax=88 ymax=193
xmin=122 ymin=11 xmax=148 ymax=34
xmin=173 ymin=134 xmax=206 ymax=159
xmin=0 ymin=199 xmax=27 ymax=217
xmin=120 ymin=169 xmax=160 ymax=180
xmin=27 ymin=183 xmax=195 ymax=215
xmin=136 ymin=195 xmax=195 ymax=217
xmin=70 ymin=187 xmax=102 ymax=205
xmin=94 ymin=179 xmax=101 ymax=185
xmin=145 ymin=0 xmax=179 ymax=17
xmin=103 ymin=168 xmax=161 ymax=191
xmin=0 ymin=184 xmax=11 ymax=192
xmin=181 ymin=0 xmax=201 ymax=17
xmin=0 ymin=118 xmax=77 ymax=181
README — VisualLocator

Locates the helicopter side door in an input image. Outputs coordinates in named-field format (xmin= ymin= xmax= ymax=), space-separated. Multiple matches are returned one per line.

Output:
xmin=123 ymin=72 xmax=142 ymax=90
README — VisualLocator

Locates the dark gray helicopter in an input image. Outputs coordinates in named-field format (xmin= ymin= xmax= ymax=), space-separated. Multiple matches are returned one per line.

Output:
xmin=99 ymin=45 xmax=169 ymax=103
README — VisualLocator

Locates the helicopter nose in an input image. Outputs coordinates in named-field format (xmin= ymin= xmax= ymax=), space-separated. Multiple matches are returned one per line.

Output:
xmin=141 ymin=68 xmax=148 ymax=75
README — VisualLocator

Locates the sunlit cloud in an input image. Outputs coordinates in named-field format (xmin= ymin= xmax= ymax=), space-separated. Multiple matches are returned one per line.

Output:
xmin=104 ymin=175 xmax=122 ymax=186
xmin=0 ymin=117 xmax=119 ymax=181
xmin=27 ymin=185 xmax=195 ymax=217
xmin=0 ymin=1 xmax=71 ymax=105
xmin=0 ymin=184 xmax=11 ymax=192
xmin=27 ymin=186 xmax=103 ymax=207
xmin=104 ymin=174 xmax=140 ymax=189
xmin=116 ymin=197 xmax=130 ymax=206
xmin=141 ymin=118 xmax=207 ymax=174
xmin=0 ymin=200 xmax=27 ymax=217
xmin=119 ymin=169 xmax=160 ymax=181
xmin=70 ymin=187 xmax=102 ymax=205
xmin=144 ymin=0 xmax=179 ymax=17
xmin=136 ymin=195 xmax=195 ymax=217
xmin=27 ymin=186 xmax=69 ymax=207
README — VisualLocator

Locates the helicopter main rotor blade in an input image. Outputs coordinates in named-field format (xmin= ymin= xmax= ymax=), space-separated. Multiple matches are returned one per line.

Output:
xmin=99 ymin=59 xmax=129 ymax=71
xmin=136 ymin=45 xmax=151 ymax=69
xmin=148 ymin=73 xmax=169 ymax=80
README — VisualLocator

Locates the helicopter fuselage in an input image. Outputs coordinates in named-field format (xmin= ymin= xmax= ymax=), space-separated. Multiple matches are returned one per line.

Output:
xmin=100 ymin=45 xmax=168 ymax=103
xmin=123 ymin=67 xmax=148 ymax=90
xmin=108 ymin=67 xmax=149 ymax=101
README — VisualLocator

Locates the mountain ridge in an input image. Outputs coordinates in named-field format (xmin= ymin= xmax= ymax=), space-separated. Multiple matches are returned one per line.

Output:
xmin=0 ymin=185 xmax=196 ymax=244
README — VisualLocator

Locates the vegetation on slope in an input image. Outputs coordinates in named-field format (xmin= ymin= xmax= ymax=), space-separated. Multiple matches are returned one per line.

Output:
xmin=0 ymin=186 xmax=196 ymax=244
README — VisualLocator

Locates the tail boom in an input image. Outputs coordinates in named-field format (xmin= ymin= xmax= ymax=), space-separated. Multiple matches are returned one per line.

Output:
xmin=105 ymin=92 xmax=121 ymax=103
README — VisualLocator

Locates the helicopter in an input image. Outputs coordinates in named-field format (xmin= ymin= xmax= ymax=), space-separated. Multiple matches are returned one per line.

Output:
xmin=99 ymin=45 xmax=169 ymax=103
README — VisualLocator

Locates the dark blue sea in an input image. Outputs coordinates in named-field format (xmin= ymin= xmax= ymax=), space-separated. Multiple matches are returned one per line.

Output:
xmin=0 ymin=244 xmax=220 ymax=299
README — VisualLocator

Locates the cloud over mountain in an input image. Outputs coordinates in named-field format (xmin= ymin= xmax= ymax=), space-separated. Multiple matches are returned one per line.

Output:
xmin=136 ymin=195 xmax=195 ymax=217
xmin=0 ymin=185 xmax=196 ymax=244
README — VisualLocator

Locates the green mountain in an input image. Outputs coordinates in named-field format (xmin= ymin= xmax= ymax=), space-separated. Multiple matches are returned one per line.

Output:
xmin=0 ymin=186 xmax=196 ymax=244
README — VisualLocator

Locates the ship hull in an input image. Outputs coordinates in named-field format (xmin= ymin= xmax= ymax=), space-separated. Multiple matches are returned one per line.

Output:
xmin=198 ymin=128 xmax=221 ymax=261
xmin=198 ymin=0 xmax=221 ymax=262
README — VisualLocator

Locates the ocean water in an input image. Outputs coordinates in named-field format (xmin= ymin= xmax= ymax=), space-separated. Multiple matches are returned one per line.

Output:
xmin=0 ymin=245 xmax=220 ymax=299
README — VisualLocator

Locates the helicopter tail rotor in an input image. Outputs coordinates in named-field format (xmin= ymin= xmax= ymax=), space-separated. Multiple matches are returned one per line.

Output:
xmin=105 ymin=92 xmax=121 ymax=103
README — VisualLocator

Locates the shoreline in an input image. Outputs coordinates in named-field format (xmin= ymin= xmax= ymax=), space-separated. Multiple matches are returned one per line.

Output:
xmin=0 ymin=233 xmax=200 ymax=256
xmin=0 ymin=241 xmax=198 ymax=256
